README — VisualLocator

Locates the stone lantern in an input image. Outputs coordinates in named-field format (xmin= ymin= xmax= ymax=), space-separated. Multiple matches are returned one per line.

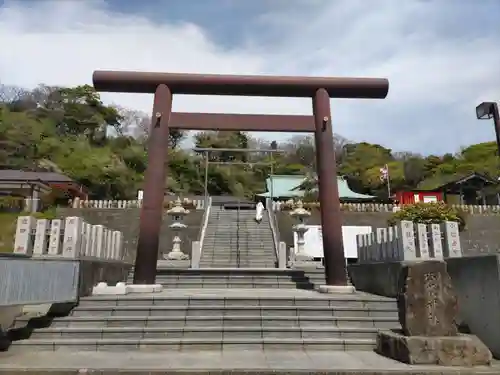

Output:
xmin=164 ymin=198 xmax=190 ymax=261
xmin=290 ymin=200 xmax=311 ymax=261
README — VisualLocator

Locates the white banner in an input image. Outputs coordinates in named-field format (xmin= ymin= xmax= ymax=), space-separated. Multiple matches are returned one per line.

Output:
xmin=293 ymin=225 xmax=372 ymax=259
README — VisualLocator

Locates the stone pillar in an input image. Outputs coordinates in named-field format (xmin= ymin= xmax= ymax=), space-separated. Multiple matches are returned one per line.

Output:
xmin=429 ymin=223 xmax=444 ymax=260
xmin=13 ymin=216 xmax=35 ymax=256
xmin=415 ymin=223 xmax=430 ymax=260
xmin=84 ymin=223 xmax=92 ymax=257
xmin=62 ymin=217 xmax=83 ymax=258
xmin=48 ymin=219 xmax=63 ymax=256
xmin=106 ymin=230 xmax=113 ymax=259
xmin=33 ymin=219 xmax=50 ymax=256
xmin=441 ymin=221 xmax=462 ymax=258
xmin=90 ymin=225 xmax=98 ymax=257
xmin=397 ymin=221 xmax=417 ymax=261
xmin=113 ymin=231 xmax=124 ymax=261
xmin=94 ymin=225 xmax=105 ymax=258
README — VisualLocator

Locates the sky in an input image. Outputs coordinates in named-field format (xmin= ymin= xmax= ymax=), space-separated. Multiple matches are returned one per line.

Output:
xmin=0 ymin=0 xmax=499 ymax=155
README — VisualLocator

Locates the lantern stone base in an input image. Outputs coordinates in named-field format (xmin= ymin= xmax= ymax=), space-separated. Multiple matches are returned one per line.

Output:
xmin=92 ymin=282 xmax=163 ymax=296
xmin=317 ymin=285 xmax=356 ymax=294
xmin=164 ymin=251 xmax=189 ymax=261
xmin=376 ymin=329 xmax=492 ymax=366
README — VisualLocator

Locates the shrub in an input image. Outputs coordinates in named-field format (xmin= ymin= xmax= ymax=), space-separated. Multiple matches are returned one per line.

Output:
xmin=388 ymin=202 xmax=466 ymax=231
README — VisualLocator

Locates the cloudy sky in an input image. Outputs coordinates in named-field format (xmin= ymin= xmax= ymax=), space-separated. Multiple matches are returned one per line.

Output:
xmin=1 ymin=0 xmax=499 ymax=155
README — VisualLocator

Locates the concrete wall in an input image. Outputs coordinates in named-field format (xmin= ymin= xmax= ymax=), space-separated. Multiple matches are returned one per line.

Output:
xmin=58 ymin=208 xmax=204 ymax=263
xmin=0 ymin=257 xmax=132 ymax=307
xmin=277 ymin=210 xmax=500 ymax=256
xmin=446 ymin=255 xmax=500 ymax=358
xmin=348 ymin=262 xmax=403 ymax=298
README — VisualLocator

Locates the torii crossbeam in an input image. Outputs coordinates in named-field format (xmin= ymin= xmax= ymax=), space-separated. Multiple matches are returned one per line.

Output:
xmin=93 ymin=70 xmax=389 ymax=291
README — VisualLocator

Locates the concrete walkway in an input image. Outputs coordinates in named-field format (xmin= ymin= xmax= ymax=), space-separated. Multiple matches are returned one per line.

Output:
xmin=0 ymin=350 xmax=498 ymax=374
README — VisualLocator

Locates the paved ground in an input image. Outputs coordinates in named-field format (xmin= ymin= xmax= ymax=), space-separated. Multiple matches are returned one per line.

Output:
xmin=0 ymin=350 xmax=498 ymax=374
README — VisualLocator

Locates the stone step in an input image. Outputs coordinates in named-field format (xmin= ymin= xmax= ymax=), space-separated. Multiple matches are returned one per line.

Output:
xmin=196 ymin=262 xmax=276 ymax=264
xmin=127 ymin=277 xmax=316 ymax=289
xmin=197 ymin=260 xmax=276 ymax=263
xmin=137 ymin=275 xmax=325 ymax=281
xmin=147 ymin=269 xmax=327 ymax=277
xmin=69 ymin=306 xmax=397 ymax=319
xmin=198 ymin=254 xmax=275 ymax=257
xmin=202 ymin=244 xmax=274 ymax=247
xmin=202 ymin=242 xmax=274 ymax=245
xmin=201 ymin=248 xmax=274 ymax=250
xmin=200 ymin=251 xmax=275 ymax=254
xmin=8 ymin=337 xmax=376 ymax=351
xmin=126 ymin=281 xmax=318 ymax=289
xmin=200 ymin=251 xmax=274 ymax=254
xmin=125 ymin=284 xmax=316 ymax=290
xmin=196 ymin=266 xmax=278 ymax=270
xmin=196 ymin=258 xmax=275 ymax=261
xmin=78 ymin=296 xmax=392 ymax=309
xmin=201 ymin=245 xmax=274 ymax=247
xmin=28 ymin=326 xmax=383 ymax=340
xmin=197 ymin=259 xmax=276 ymax=262
xmin=16 ymin=315 xmax=399 ymax=329
xmin=129 ymin=277 xmax=321 ymax=282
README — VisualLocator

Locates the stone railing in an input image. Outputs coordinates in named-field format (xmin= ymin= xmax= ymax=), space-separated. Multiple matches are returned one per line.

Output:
xmin=272 ymin=201 xmax=500 ymax=214
xmin=68 ymin=198 xmax=206 ymax=210
xmin=12 ymin=216 xmax=124 ymax=260
xmin=356 ymin=220 xmax=462 ymax=263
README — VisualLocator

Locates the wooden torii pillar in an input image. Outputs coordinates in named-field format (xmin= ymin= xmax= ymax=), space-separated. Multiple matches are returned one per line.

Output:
xmin=93 ymin=70 xmax=389 ymax=291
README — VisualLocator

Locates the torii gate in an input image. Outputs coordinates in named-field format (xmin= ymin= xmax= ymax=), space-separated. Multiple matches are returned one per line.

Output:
xmin=92 ymin=70 xmax=389 ymax=290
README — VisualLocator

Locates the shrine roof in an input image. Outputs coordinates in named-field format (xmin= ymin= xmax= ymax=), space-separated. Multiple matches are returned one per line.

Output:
xmin=257 ymin=174 xmax=375 ymax=200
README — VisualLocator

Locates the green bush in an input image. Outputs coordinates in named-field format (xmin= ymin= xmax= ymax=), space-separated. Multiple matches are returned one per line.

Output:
xmin=388 ymin=202 xmax=466 ymax=231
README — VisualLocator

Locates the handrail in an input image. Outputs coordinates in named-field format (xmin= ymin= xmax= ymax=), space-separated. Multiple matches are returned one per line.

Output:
xmin=266 ymin=198 xmax=280 ymax=259
xmin=236 ymin=199 xmax=241 ymax=267
xmin=197 ymin=196 xmax=212 ymax=248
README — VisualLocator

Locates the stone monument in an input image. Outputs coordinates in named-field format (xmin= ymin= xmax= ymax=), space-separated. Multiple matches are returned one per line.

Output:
xmin=376 ymin=260 xmax=492 ymax=366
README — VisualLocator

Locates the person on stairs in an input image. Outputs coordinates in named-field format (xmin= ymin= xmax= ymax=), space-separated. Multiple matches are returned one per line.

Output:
xmin=255 ymin=201 xmax=264 ymax=223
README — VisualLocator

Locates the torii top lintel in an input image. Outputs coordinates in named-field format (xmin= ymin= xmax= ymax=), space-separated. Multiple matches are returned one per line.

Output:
xmin=92 ymin=70 xmax=389 ymax=99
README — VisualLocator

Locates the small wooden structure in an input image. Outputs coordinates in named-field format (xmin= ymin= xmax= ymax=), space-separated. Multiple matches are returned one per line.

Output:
xmin=395 ymin=190 xmax=444 ymax=205
xmin=0 ymin=170 xmax=89 ymax=211
xmin=429 ymin=173 xmax=498 ymax=205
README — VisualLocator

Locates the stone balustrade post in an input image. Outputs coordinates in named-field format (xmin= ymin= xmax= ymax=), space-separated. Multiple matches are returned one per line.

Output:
xmin=62 ymin=216 xmax=84 ymax=258
xmin=13 ymin=216 xmax=35 ymax=256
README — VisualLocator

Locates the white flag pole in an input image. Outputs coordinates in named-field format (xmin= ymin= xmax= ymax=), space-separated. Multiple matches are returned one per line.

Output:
xmin=385 ymin=164 xmax=391 ymax=198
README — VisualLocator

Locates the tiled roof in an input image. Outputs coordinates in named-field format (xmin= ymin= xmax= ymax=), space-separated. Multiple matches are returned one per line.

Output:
xmin=0 ymin=169 xmax=74 ymax=183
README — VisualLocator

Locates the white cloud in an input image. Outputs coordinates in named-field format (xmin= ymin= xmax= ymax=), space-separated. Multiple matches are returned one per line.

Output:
xmin=1 ymin=0 xmax=499 ymax=153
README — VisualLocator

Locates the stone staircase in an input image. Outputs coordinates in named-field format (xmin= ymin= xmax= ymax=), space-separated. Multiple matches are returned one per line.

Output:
xmin=8 ymin=287 xmax=400 ymax=352
xmin=5 ymin=204 xmax=400 ymax=355
xmin=199 ymin=208 xmax=276 ymax=268
xmin=127 ymin=268 xmax=327 ymax=289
